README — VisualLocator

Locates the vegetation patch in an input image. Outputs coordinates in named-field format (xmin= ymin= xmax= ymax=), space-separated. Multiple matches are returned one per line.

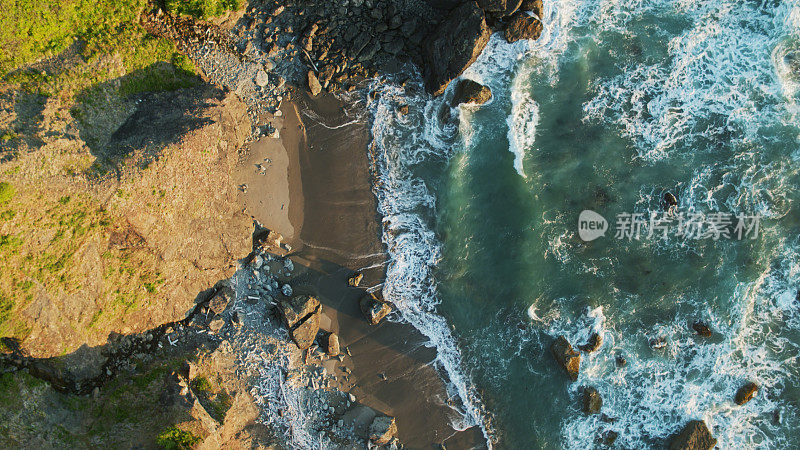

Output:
xmin=1 ymin=0 xmax=200 ymax=100
xmin=157 ymin=426 xmax=201 ymax=449
xmin=0 ymin=188 xmax=164 ymax=343
xmin=164 ymin=0 xmax=242 ymax=19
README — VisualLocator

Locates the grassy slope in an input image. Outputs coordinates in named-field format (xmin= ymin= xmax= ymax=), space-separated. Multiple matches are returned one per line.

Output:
xmin=0 ymin=0 xmax=239 ymax=345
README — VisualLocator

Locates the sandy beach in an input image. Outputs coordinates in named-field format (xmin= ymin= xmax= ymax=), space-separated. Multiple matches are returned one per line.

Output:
xmin=234 ymin=90 xmax=484 ymax=448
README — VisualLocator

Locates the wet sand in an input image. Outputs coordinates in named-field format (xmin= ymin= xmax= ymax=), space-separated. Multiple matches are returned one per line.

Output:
xmin=247 ymin=90 xmax=485 ymax=447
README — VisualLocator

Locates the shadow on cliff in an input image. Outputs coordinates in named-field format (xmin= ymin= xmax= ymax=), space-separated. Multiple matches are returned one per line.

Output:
xmin=73 ymin=68 xmax=218 ymax=177
xmin=0 ymin=281 xmax=226 ymax=395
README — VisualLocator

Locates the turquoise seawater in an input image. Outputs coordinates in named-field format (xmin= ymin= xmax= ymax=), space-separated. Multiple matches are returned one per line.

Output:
xmin=369 ymin=0 xmax=800 ymax=447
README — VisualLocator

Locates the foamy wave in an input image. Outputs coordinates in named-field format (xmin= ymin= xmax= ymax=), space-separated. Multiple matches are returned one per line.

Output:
xmin=544 ymin=241 xmax=800 ymax=448
xmin=583 ymin=0 xmax=800 ymax=162
xmin=367 ymin=76 xmax=492 ymax=443
xmin=507 ymin=79 xmax=538 ymax=178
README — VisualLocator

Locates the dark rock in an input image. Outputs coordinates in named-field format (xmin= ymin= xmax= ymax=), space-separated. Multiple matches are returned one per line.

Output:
xmin=451 ymin=79 xmax=492 ymax=106
xmin=735 ymin=382 xmax=758 ymax=405
xmin=370 ymin=416 xmax=398 ymax=445
xmin=307 ymin=71 xmax=322 ymax=96
xmin=384 ymin=38 xmax=405 ymax=55
xmin=597 ymin=429 xmax=619 ymax=447
xmin=358 ymin=40 xmax=381 ymax=62
xmin=423 ymin=2 xmax=491 ymax=96
xmin=551 ymin=335 xmax=580 ymax=381
xmin=478 ymin=0 xmax=522 ymax=16
xmin=207 ymin=286 xmax=233 ymax=317
xmin=615 ymin=353 xmax=627 ymax=367
xmin=583 ymin=386 xmax=602 ymax=414
xmin=692 ymin=321 xmax=712 ymax=337
xmin=504 ymin=11 xmax=543 ymax=43
xmin=398 ymin=105 xmax=409 ymax=115
xmin=669 ymin=420 xmax=717 ymax=450
xmin=663 ymin=192 xmax=679 ymax=210
xmin=360 ymin=292 xmax=392 ymax=325
xmin=649 ymin=336 xmax=667 ymax=349
xmin=578 ymin=332 xmax=603 ymax=353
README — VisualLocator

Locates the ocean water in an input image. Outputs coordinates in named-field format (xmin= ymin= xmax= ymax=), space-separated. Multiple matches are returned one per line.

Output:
xmin=368 ymin=0 xmax=800 ymax=447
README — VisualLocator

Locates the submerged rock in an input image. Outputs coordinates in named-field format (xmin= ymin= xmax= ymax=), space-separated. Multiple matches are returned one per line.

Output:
xmin=551 ymin=335 xmax=580 ymax=381
xmin=663 ymin=192 xmax=679 ymax=210
xmin=504 ymin=12 xmax=543 ymax=43
xmin=423 ymin=1 xmax=491 ymax=96
xmin=615 ymin=353 xmax=627 ymax=367
xmin=370 ymin=416 xmax=398 ymax=445
xmin=451 ymin=79 xmax=492 ymax=106
xmin=692 ymin=321 xmax=713 ymax=337
xmin=735 ymin=382 xmax=758 ymax=405
xmin=669 ymin=420 xmax=717 ymax=450
xmin=583 ymin=386 xmax=602 ymax=414
xmin=579 ymin=332 xmax=603 ymax=353
xmin=360 ymin=292 xmax=392 ymax=325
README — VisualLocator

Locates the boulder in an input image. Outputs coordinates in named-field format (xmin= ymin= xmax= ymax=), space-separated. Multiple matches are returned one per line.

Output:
xmin=291 ymin=312 xmax=320 ymax=350
xmin=551 ymin=336 xmax=580 ymax=381
xmin=669 ymin=420 xmax=717 ymax=450
xmin=348 ymin=272 xmax=364 ymax=287
xmin=735 ymin=382 xmax=758 ymax=405
xmin=423 ymin=2 xmax=492 ymax=96
xmin=504 ymin=12 xmax=543 ymax=43
xmin=663 ymin=192 xmax=679 ymax=210
xmin=583 ymin=386 xmax=602 ymax=414
xmin=327 ymin=333 xmax=340 ymax=357
xmin=308 ymin=71 xmax=322 ymax=96
xmin=451 ymin=79 xmax=493 ymax=106
xmin=369 ymin=416 xmax=398 ymax=445
xmin=279 ymin=295 xmax=320 ymax=328
xmin=360 ymin=292 xmax=392 ymax=325
xmin=279 ymin=295 xmax=321 ymax=349
xmin=578 ymin=332 xmax=603 ymax=353
xmin=692 ymin=321 xmax=712 ymax=337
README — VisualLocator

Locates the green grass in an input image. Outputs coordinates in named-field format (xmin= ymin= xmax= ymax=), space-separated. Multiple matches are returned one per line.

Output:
xmin=164 ymin=0 xmax=241 ymax=19
xmin=0 ymin=182 xmax=13 ymax=203
xmin=156 ymin=426 xmax=201 ymax=450
xmin=0 ymin=0 xmax=202 ymax=99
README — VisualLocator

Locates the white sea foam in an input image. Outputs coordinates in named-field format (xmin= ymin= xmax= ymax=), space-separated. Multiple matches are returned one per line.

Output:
xmin=583 ymin=0 xmax=800 ymax=162
xmin=367 ymin=75 xmax=493 ymax=443
xmin=541 ymin=241 xmax=800 ymax=449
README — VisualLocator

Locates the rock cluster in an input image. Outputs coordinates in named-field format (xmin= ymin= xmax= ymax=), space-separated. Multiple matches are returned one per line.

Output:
xmin=279 ymin=295 xmax=322 ymax=349
xmin=230 ymin=0 xmax=545 ymax=98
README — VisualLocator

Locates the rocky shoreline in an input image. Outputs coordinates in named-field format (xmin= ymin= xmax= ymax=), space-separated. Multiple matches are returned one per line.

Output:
xmin=0 ymin=0 xmax=551 ymax=447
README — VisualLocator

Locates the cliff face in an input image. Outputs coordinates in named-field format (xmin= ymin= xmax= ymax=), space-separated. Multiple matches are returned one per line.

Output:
xmin=0 ymin=83 xmax=252 ymax=361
